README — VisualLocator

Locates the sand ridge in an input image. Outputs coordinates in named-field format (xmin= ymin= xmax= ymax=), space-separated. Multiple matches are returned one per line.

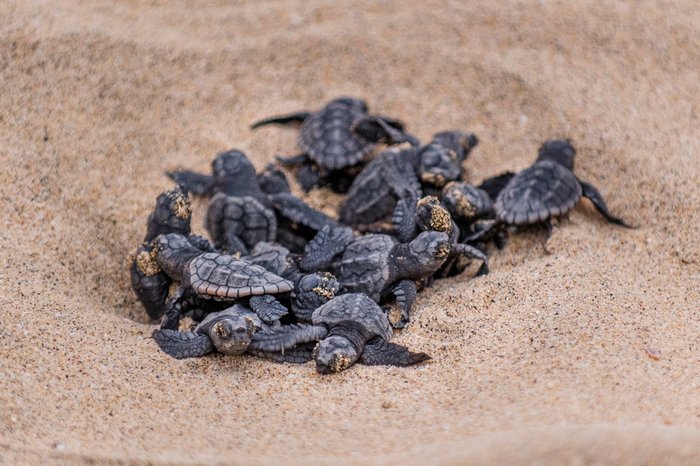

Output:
xmin=1 ymin=1 xmax=699 ymax=464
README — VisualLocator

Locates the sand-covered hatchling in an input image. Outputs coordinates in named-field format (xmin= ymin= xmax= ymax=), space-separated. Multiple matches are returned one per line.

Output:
xmin=130 ymin=186 xmax=214 ymax=320
xmin=311 ymin=293 xmax=431 ymax=374
xmin=300 ymin=225 xmax=451 ymax=328
xmin=251 ymin=96 xmax=418 ymax=192
xmin=494 ymin=139 xmax=633 ymax=230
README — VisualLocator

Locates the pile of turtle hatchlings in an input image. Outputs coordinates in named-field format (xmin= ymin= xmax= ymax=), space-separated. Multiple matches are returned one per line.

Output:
xmin=130 ymin=97 xmax=632 ymax=374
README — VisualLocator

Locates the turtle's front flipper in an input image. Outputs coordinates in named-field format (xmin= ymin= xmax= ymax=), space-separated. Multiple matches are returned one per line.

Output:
xmin=166 ymin=170 xmax=215 ymax=197
xmin=478 ymin=171 xmax=516 ymax=200
xmin=579 ymin=179 xmax=634 ymax=228
xmin=219 ymin=230 xmax=248 ymax=256
xmin=374 ymin=114 xmax=406 ymax=132
xmin=152 ymin=329 xmax=214 ymax=359
xmin=300 ymin=225 xmax=354 ymax=272
xmin=392 ymin=198 xmax=418 ymax=243
xmin=360 ymin=338 xmax=431 ymax=367
xmin=251 ymin=112 xmax=311 ymax=129
xmin=248 ymin=343 xmax=316 ymax=364
xmin=249 ymin=324 xmax=328 ymax=352
xmin=453 ymin=243 xmax=489 ymax=276
xmin=269 ymin=193 xmax=337 ymax=231
xmin=389 ymin=279 xmax=417 ymax=329
xmin=351 ymin=115 xmax=419 ymax=146
xmin=249 ymin=295 xmax=288 ymax=323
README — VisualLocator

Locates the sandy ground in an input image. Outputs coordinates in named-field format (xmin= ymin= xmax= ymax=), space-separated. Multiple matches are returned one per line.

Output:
xmin=1 ymin=1 xmax=699 ymax=464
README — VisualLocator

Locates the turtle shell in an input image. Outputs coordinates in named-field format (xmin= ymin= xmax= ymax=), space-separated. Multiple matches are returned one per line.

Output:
xmin=205 ymin=194 xmax=277 ymax=250
xmin=186 ymin=254 xmax=293 ymax=299
xmin=300 ymin=99 xmax=373 ymax=171
xmin=312 ymin=293 xmax=392 ymax=341
xmin=495 ymin=160 xmax=582 ymax=225
xmin=339 ymin=148 xmax=420 ymax=225
xmin=333 ymin=234 xmax=397 ymax=301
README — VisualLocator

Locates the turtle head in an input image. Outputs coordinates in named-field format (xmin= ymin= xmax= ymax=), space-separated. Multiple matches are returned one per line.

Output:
xmin=536 ymin=139 xmax=576 ymax=170
xmin=212 ymin=149 xmax=257 ymax=183
xmin=328 ymin=96 xmax=368 ymax=113
xmin=441 ymin=182 xmax=493 ymax=221
xmin=416 ymin=196 xmax=453 ymax=234
xmin=312 ymin=336 xmax=358 ymax=374
xmin=407 ymin=231 xmax=451 ymax=271
xmin=209 ymin=316 xmax=255 ymax=355
xmin=431 ymin=131 xmax=479 ymax=163
xmin=145 ymin=186 xmax=192 ymax=241
xmin=292 ymin=272 xmax=340 ymax=320
xmin=152 ymin=233 xmax=202 ymax=279
xmin=418 ymin=144 xmax=462 ymax=188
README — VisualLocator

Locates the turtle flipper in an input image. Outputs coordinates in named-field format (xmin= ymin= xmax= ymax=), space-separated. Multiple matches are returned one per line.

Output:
xmin=153 ymin=329 xmax=214 ymax=359
xmin=269 ymin=193 xmax=336 ymax=231
xmin=249 ymin=324 xmax=328 ymax=352
xmin=351 ymin=115 xmax=420 ymax=146
xmin=389 ymin=279 xmax=417 ymax=329
xmin=249 ymin=295 xmax=288 ymax=323
xmin=166 ymin=170 xmax=216 ymax=197
xmin=300 ymin=225 xmax=354 ymax=272
xmin=251 ymin=112 xmax=311 ymax=129
xmin=248 ymin=343 xmax=316 ymax=364
xmin=360 ymin=337 xmax=431 ymax=367
xmin=219 ymin=230 xmax=248 ymax=256
xmin=392 ymin=195 xmax=422 ymax=243
xmin=374 ymin=114 xmax=406 ymax=132
xmin=453 ymin=243 xmax=489 ymax=276
xmin=579 ymin=179 xmax=634 ymax=228
xmin=479 ymin=171 xmax=516 ymax=200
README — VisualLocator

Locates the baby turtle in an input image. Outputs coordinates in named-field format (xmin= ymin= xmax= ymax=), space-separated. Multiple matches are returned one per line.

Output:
xmin=153 ymin=304 xmax=327 ymax=360
xmin=153 ymin=233 xmax=293 ymax=329
xmin=339 ymin=131 xmax=478 ymax=234
xmin=130 ymin=186 xmax=214 ymax=320
xmin=494 ymin=139 xmax=632 ymax=229
xmin=301 ymin=226 xmax=450 ymax=328
xmin=311 ymin=293 xmax=431 ymax=374
xmin=251 ymin=97 xmax=418 ymax=192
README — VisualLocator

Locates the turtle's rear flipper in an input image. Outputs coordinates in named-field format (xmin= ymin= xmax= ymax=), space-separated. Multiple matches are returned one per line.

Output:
xmin=248 ymin=343 xmax=316 ymax=364
xmin=153 ymin=329 xmax=214 ymax=359
xmin=579 ymin=179 xmax=634 ymax=228
xmin=269 ymin=193 xmax=337 ymax=231
xmin=300 ymin=225 xmax=354 ymax=272
xmin=453 ymin=243 xmax=489 ymax=276
xmin=251 ymin=112 xmax=311 ymax=129
xmin=166 ymin=170 xmax=215 ymax=197
xmin=249 ymin=324 xmax=328 ymax=352
xmin=351 ymin=115 xmax=420 ymax=146
xmin=249 ymin=295 xmax=288 ymax=323
xmin=360 ymin=338 xmax=431 ymax=367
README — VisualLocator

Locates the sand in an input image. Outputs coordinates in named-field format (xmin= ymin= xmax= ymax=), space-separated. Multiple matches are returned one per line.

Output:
xmin=1 ymin=1 xmax=699 ymax=464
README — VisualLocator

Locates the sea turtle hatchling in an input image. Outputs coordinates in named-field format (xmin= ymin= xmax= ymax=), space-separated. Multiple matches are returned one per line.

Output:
xmin=311 ymin=293 xmax=431 ymax=374
xmin=152 ymin=233 xmax=294 ymax=329
xmin=338 ymin=131 xmax=479 ymax=237
xmin=251 ymin=96 xmax=419 ymax=192
xmin=494 ymin=139 xmax=633 ymax=230
xmin=300 ymin=226 xmax=451 ymax=328
xmin=153 ymin=304 xmax=327 ymax=360
xmin=130 ymin=186 xmax=214 ymax=320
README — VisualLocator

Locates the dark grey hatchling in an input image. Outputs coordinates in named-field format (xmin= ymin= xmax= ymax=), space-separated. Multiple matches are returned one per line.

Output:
xmin=130 ymin=186 xmax=214 ymax=321
xmin=300 ymin=226 xmax=451 ymax=328
xmin=494 ymin=139 xmax=633 ymax=229
xmin=338 ymin=131 xmax=478 ymax=240
xmin=153 ymin=304 xmax=327 ymax=361
xmin=251 ymin=96 xmax=419 ymax=192
xmin=311 ymin=293 xmax=431 ymax=374
xmin=152 ymin=233 xmax=294 ymax=330
xmin=168 ymin=150 xmax=338 ymax=253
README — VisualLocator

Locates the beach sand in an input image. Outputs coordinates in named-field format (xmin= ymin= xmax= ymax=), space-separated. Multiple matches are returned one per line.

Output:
xmin=1 ymin=1 xmax=699 ymax=464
